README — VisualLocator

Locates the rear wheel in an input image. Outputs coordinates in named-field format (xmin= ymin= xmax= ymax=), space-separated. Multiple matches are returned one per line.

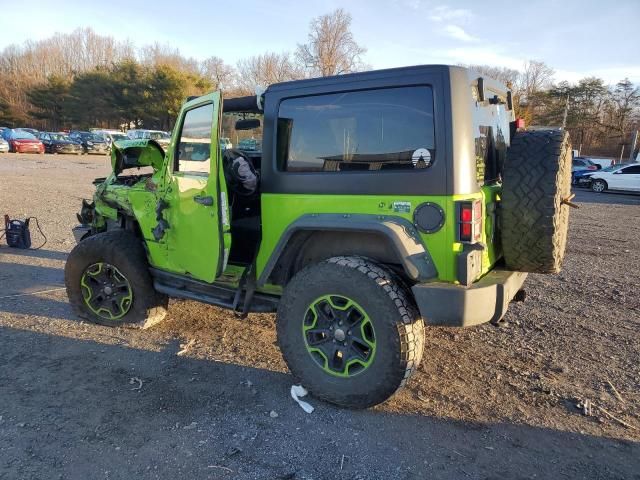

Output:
xmin=277 ymin=256 xmax=425 ymax=408
xmin=65 ymin=230 xmax=168 ymax=328
xmin=591 ymin=179 xmax=607 ymax=193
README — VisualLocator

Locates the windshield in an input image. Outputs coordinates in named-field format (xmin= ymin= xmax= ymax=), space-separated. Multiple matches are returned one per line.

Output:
xmin=50 ymin=134 xmax=71 ymax=141
xmin=11 ymin=130 xmax=36 ymax=140
xmin=602 ymin=164 xmax=623 ymax=172
xmin=222 ymin=113 xmax=263 ymax=152
xmin=149 ymin=132 xmax=170 ymax=140
xmin=111 ymin=133 xmax=128 ymax=141
xmin=81 ymin=133 xmax=106 ymax=142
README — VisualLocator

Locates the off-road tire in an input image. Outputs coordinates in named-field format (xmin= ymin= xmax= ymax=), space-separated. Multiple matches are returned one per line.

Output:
xmin=277 ymin=256 xmax=425 ymax=409
xmin=65 ymin=230 xmax=168 ymax=328
xmin=501 ymin=130 xmax=572 ymax=273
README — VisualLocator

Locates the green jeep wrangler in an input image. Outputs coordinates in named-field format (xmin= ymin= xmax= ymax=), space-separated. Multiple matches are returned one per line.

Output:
xmin=65 ymin=65 xmax=572 ymax=408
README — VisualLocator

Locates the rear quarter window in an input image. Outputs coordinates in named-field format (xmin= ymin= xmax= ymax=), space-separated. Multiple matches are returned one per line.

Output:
xmin=276 ymin=86 xmax=436 ymax=173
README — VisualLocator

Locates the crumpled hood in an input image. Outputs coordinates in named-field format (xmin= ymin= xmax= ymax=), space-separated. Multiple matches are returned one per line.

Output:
xmin=110 ymin=139 xmax=165 ymax=175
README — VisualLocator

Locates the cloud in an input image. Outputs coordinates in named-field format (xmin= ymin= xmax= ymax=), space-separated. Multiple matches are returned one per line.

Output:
xmin=428 ymin=5 xmax=474 ymax=23
xmin=443 ymin=25 xmax=478 ymax=42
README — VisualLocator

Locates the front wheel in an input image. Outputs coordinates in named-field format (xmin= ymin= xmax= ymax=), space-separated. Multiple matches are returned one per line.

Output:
xmin=592 ymin=179 xmax=607 ymax=193
xmin=65 ymin=230 xmax=168 ymax=328
xmin=277 ymin=256 xmax=425 ymax=409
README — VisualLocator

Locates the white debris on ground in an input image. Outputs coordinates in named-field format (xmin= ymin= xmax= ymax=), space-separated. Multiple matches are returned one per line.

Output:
xmin=291 ymin=385 xmax=314 ymax=413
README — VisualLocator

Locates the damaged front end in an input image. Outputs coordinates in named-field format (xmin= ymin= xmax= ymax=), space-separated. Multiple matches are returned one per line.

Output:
xmin=72 ymin=139 xmax=166 ymax=243
xmin=72 ymin=199 xmax=96 ymax=243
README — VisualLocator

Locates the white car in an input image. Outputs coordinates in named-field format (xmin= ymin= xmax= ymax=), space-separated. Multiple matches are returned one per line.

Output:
xmin=0 ymin=137 xmax=9 ymax=153
xmin=127 ymin=129 xmax=171 ymax=149
xmin=587 ymin=163 xmax=640 ymax=193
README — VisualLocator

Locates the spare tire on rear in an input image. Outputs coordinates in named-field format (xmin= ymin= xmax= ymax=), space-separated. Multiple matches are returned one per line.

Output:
xmin=500 ymin=129 xmax=572 ymax=273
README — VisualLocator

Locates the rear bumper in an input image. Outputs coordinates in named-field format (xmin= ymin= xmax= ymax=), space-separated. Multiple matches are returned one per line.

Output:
xmin=412 ymin=269 xmax=527 ymax=327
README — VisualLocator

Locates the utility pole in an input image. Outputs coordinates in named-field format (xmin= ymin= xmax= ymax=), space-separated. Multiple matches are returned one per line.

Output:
xmin=561 ymin=94 xmax=570 ymax=129
xmin=629 ymin=130 xmax=638 ymax=162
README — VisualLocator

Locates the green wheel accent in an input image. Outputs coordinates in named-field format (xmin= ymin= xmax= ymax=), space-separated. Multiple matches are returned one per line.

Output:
xmin=302 ymin=295 xmax=376 ymax=377
xmin=80 ymin=262 xmax=133 ymax=321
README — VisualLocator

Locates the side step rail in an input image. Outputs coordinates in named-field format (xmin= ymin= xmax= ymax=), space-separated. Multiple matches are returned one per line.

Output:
xmin=150 ymin=268 xmax=278 ymax=313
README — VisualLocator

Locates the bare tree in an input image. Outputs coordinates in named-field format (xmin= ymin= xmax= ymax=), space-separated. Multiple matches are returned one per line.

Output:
xmin=518 ymin=60 xmax=554 ymax=124
xmin=139 ymin=43 xmax=199 ymax=73
xmin=200 ymin=56 xmax=236 ymax=91
xmin=465 ymin=60 xmax=554 ymax=124
xmin=236 ymin=52 xmax=304 ymax=94
xmin=296 ymin=9 xmax=367 ymax=77
xmin=607 ymin=78 xmax=640 ymax=140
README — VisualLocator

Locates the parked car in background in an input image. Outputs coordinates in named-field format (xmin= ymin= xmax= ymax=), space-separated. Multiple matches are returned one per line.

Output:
xmin=237 ymin=138 xmax=260 ymax=151
xmin=126 ymin=129 xmax=171 ymax=149
xmin=584 ymin=157 xmax=614 ymax=169
xmin=2 ymin=129 xmax=44 ymax=153
xmin=220 ymin=137 xmax=232 ymax=150
xmin=573 ymin=169 xmax=596 ymax=187
xmin=15 ymin=127 xmax=39 ymax=136
xmin=586 ymin=163 xmax=640 ymax=193
xmin=0 ymin=137 xmax=9 ymax=153
xmin=69 ymin=131 xmax=110 ymax=155
xmin=94 ymin=130 xmax=128 ymax=146
xmin=38 ymin=132 xmax=83 ymax=154
xmin=572 ymin=157 xmax=600 ymax=173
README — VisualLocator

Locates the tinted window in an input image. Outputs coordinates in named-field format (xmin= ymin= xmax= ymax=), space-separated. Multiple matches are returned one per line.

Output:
xmin=81 ymin=133 xmax=105 ymax=142
xmin=620 ymin=165 xmax=640 ymax=174
xmin=149 ymin=131 xmax=169 ymax=140
xmin=176 ymin=103 xmax=213 ymax=175
xmin=277 ymin=86 xmax=435 ymax=172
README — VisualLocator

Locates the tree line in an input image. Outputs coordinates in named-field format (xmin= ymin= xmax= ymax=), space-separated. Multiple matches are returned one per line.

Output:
xmin=0 ymin=9 xmax=638 ymax=158
xmin=467 ymin=62 xmax=640 ymax=158
xmin=0 ymin=9 xmax=366 ymax=132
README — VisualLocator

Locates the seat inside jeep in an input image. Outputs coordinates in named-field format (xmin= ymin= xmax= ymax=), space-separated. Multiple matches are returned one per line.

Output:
xmin=221 ymin=100 xmax=263 ymax=265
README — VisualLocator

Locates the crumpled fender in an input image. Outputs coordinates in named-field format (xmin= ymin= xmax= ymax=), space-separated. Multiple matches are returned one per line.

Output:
xmin=110 ymin=139 xmax=165 ymax=175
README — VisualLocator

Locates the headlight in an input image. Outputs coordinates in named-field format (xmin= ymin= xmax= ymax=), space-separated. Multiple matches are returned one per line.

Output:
xmin=87 ymin=141 xmax=93 ymax=146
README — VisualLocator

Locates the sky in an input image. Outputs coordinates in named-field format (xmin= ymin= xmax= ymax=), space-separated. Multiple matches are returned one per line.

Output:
xmin=1 ymin=0 xmax=638 ymax=84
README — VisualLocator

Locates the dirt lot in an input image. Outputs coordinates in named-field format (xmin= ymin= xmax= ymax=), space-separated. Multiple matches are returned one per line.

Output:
xmin=0 ymin=152 xmax=639 ymax=480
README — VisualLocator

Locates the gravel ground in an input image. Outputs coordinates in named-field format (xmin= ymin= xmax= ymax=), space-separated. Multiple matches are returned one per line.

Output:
xmin=0 ymin=153 xmax=639 ymax=480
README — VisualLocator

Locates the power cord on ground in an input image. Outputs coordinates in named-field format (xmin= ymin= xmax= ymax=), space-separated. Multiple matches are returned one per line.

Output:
xmin=27 ymin=216 xmax=47 ymax=250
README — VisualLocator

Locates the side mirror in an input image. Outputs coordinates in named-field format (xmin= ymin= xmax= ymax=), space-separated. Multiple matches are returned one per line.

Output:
xmin=235 ymin=118 xmax=260 ymax=131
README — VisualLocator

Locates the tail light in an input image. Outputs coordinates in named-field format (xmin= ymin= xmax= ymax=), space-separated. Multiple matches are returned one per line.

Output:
xmin=458 ymin=200 xmax=483 ymax=243
xmin=587 ymin=165 xmax=597 ymax=170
